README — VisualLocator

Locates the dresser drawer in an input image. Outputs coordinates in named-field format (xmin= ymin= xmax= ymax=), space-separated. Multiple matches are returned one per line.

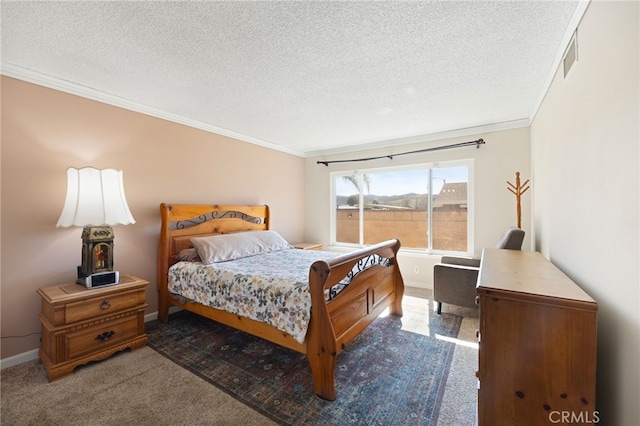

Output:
xmin=65 ymin=290 xmax=141 ymax=324
xmin=66 ymin=314 xmax=139 ymax=359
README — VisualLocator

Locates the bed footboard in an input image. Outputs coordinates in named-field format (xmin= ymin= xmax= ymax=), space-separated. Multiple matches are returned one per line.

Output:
xmin=306 ymin=239 xmax=404 ymax=400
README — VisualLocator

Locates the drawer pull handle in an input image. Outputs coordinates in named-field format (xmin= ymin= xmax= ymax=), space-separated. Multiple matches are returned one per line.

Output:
xmin=96 ymin=331 xmax=115 ymax=341
xmin=100 ymin=300 xmax=111 ymax=310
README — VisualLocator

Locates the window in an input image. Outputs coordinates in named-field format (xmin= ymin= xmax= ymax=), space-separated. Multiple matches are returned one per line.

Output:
xmin=331 ymin=160 xmax=472 ymax=254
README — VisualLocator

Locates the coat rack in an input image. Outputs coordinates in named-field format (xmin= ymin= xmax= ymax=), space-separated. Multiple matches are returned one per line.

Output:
xmin=507 ymin=171 xmax=530 ymax=229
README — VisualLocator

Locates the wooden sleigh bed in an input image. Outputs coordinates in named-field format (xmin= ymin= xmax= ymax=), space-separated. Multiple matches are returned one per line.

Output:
xmin=157 ymin=203 xmax=405 ymax=400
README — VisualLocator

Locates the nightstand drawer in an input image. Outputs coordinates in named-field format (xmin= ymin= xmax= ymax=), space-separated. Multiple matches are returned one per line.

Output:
xmin=65 ymin=290 xmax=141 ymax=324
xmin=38 ymin=275 xmax=148 ymax=381
xmin=66 ymin=314 xmax=139 ymax=359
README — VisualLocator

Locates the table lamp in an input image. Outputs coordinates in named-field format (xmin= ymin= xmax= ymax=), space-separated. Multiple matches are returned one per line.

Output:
xmin=56 ymin=167 xmax=135 ymax=288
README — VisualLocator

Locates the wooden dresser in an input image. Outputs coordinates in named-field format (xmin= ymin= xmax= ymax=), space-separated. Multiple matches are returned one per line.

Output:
xmin=476 ymin=249 xmax=598 ymax=425
xmin=37 ymin=275 xmax=148 ymax=381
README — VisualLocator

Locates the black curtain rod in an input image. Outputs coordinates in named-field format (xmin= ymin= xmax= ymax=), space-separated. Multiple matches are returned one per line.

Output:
xmin=317 ymin=138 xmax=485 ymax=166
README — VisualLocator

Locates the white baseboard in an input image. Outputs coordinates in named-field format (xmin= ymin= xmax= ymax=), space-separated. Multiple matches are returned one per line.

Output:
xmin=144 ymin=306 xmax=182 ymax=322
xmin=0 ymin=349 xmax=39 ymax=370
xmin=144 ymin=312 xmax=158 ymax=322
xmin=1 ymin=308 xmax=184 ymax=370
xmin=404 ymin=281 xmax=431 ymax=290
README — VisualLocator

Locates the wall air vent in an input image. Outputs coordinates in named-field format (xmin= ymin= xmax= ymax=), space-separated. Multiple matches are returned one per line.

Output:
xmin=563 ymin=31 xmax=578 ymax=78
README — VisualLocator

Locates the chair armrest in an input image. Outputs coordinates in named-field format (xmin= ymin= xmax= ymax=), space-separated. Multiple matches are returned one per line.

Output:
xmin=433 ymin=263 xmax=480 ymax=291
xmin=440 ymin=256 xmax=481 ymax=268
xmin=433 ymin=263 xmax=480 ymax=310
xmin=434 ymin=263 xmax=480 ymax=276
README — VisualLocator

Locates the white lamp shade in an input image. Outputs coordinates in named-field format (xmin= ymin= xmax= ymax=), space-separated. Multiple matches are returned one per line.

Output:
xmin=56 ymin=167 xmax=136 ymax=227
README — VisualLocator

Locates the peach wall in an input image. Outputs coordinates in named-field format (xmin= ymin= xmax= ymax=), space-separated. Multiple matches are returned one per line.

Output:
xmin=0 ymin=76 xmax=306 ymax=359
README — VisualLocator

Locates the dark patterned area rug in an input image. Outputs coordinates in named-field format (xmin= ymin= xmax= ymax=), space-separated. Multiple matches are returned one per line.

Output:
xmin=146 ymin=309 xmax=461 ymax=425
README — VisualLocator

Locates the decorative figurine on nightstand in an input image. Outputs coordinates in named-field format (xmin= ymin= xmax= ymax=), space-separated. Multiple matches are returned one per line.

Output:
xmin=79 ymin=226 xmax=114 ymax=277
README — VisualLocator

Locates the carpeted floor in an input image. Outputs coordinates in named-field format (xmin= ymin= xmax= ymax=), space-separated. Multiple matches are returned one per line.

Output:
xmin=146 ymin=303 xmax=462 ymax=425
xmin=1 ymin=346 xmax=277 ymax=426
xmin=1 ymin=290 xmax=479 ymax=425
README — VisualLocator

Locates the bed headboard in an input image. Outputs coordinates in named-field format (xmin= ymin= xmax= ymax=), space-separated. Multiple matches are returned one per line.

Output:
xmin=156 ymin=203 xmax=270 ymax=321
xmin=158 ymin=203 xmax=270 ymax=270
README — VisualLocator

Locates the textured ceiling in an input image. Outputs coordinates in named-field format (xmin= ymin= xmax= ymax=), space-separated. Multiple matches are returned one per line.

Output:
xmin=1 ymin=1 xmax=581 ymax=156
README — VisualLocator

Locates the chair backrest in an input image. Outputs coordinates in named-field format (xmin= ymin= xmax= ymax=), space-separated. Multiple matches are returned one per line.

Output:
xmin=495 ymin=227 xmax=525 ymax=250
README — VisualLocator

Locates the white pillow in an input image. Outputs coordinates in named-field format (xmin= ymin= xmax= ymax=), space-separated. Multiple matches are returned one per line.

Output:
xmin=190 ymin=230 xmax=293 ymax=263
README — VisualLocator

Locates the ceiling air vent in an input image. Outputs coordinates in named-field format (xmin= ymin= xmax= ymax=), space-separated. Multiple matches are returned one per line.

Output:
xmin=563 ymin=32 xmax=578 ymax=78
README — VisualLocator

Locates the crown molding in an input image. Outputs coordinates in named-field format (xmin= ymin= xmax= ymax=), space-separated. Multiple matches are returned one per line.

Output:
xmin=0 ymin=62 xmax=305 ymax=158
xmin=529 ymin=0 xmax=590 ymax=124
xmin=2 ymin=62 xmax=529 ymax=160
xmin=304 ymin=118 xmax=530 ymax=158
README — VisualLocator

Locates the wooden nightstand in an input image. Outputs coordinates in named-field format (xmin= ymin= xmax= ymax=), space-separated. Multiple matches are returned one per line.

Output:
xmin=292 ymin=242 xmax=322 ymax=250
xmin=37 ymin=275 xmax=148 ymax=381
